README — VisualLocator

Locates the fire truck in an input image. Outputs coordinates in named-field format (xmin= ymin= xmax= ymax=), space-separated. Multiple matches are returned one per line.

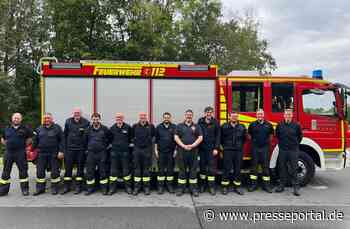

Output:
xmin=38 ymin=58 xmax=350 ymax=186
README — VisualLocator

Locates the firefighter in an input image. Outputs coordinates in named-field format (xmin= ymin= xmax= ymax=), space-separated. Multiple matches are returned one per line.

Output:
xmin=109 ymin=113 xmax=133 ymax=195
xmin=247 ymin=109 xmax=274 ymax=193
xmin=0 ymin=113 xmax=33 ymax=196
xmin=174 ymin=109 xmax=203 ymax=197
xmin=220 ymin=112 xmax=246 ymax=195
xmin=155 ymin=112 xmax=177 ymax=194
xmin=85 ymin=113 xmax=111 ymax=195
xmin=275 ymin=109 xmax=303 ymax=196
xmin=61 ymin=108 xmax=90 ymax=195
xmin=197 ymin=106 xmax=220 ymax=195
xmin=131 ymin=112 xmax=155 ymax=196
xmin=33 ymin=113 xmax=65 ymax=196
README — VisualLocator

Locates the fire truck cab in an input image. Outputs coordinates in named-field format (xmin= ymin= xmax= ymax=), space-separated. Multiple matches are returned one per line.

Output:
xmin=217 ymin=70 xmax=350 ymax=185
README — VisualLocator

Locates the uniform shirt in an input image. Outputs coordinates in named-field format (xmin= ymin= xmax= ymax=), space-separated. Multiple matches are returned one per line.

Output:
xmin=86 ymin=125 xmax=111 ymax=152
xmin=132 ymin=122 xmax=155 ymax=148
xmin=33 ymin=124 xmax=64 ymax=153
xmin=110 ymin=122 xmax=132 ymax=152
xmin=248 ymin=120 xmax=274 ymax=147
xmin=155 ymin=122 xmax=176 ymax=153
xmin=276 ymin=121 xmax=303 ymax=151
xmin=64 ymin=117 xmax=90 ymax=151
xmin=220 ymin=122 xmax=246 ymax=150
xmin=175 ymin=122 xmax=203 ymax=147
xmin=197 ymin=117 xmax=221 ymax=150
xmin=2 ymin=124 xmax=33 ymax=151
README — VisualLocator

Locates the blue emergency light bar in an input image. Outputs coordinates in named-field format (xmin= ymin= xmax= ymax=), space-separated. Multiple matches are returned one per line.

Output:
xmin=312 ymin=69 xmax=323 ymax=79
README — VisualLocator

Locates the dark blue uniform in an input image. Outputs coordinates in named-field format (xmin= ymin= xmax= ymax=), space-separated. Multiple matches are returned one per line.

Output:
xmin=276 ymin=121 xmax=303 ymax=187
xmin=131 ymin=122 xmax=155 ymax=194
xmin=220 ymin=122 xmax=246 ymax=189
xmin=197 ymin=117 xmax=220 ymax=189
xmin=109 ymin=122 xmax=132 ymax=194
xmin=248 ymin=120 xmax=274 ymax=186
xmin=0 ymin=124 xmax=32 ymax=196
xmin=33 ymin=123 xmax=64 ymax=195
xmin=85 ymin=124 xmax=111 ymax=194
xmin=62 ymin=117 xmax=90 ymax=193
xmin=175 ymin=122 xmax=203 ymax=193
xmin=155 ymin=122 xmax=176 ymax=191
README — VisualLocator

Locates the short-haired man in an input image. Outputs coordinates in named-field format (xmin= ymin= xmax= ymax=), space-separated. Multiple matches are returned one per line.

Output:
xmin=247 ymin=109 xmax=274 ymax=193
xmin=0 ymin=113 xmax=33 ymax=196
xmin=220 ymin=112 xmax=246 ymax=195
xmin=85 ymin=113 xmax=111 ymax=195
xmin=131 ymin=112 xmax=155 ymax=196
xmin=275 ymin=109 xmax=303 ymax=196
xmin=33 ymin=113 xmax=65 ymax=196
xmin=62 ymin=108 xmax=90 ymax=195
xmin=155 ymin=112 xmax=177 ymax=194
xmin=197 ymin=106 xmax=220 ymax=195
xmin=109 ymin=113 xmax=133 ymax=195
xmin=174 ymin=109 xmax=203 ymax=197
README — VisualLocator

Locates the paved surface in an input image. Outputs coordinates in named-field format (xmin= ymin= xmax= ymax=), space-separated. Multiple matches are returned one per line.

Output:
xmin=0 ymin=164 xmax=349 ymax=229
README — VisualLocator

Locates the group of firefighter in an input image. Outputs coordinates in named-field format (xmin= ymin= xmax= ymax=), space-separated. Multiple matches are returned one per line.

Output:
xmin=0 ymin=106 xmax=303 ymax=197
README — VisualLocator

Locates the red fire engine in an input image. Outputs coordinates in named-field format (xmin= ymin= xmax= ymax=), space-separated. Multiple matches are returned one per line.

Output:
xmin=38 ymin=58 xmax=350 ymax=185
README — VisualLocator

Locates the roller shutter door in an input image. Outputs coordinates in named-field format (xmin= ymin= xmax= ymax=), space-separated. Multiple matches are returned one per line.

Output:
xmin=44 ymin=77 xmax=93 ymax=127
xmin=152 ymin=79 xmax=215 ymax=124
xmin=96 ymin=78 xmax=149 ymax=127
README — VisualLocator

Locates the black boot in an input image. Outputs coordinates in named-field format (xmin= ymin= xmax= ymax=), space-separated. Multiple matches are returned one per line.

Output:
xmin=293 ymin=185 xmax=301 ymax=196
xmin=166 ymin=182 xmax=175 ymax=194
xmin=234 ymin=186 xmax=244 ymax=195
xmin=61 ymin=181 xmax=71 ymax=195
xmin=208 ymin=182 xmax=216 ymax=196
xmin=190 ymin=185 xmax=199 ymax=197
xmin=108 ymin=182 xmax=117 ymax=195
xmin=158 ymin=181 xmax=164 ymax=195
xmin=275 ymin=184 xmax=285 ymax=193
xmin=51 ymin=183 xmax=59 ymax=195
xmin=221 ymin=186 xmax=228 ymax=195
xmin=74 ymin=181 xmax=83 ymax=195
xmin=248 ymin=180 xmax=258 ymax=192
xmin=176 ymin=184 xmax=185 ymax=196
xmin=125 ymin=181 xmax=132 ymax=195
xmin=144 ymin=183 xmax=151 ymax=195
xmin=33 ymin=182 xmax=46 ymax=196
xmin=85 ymin=184 xmax=95 ymax=195
xmin=101 ymin=184 xmax=109 ymax=195
xmin=0 ymin=183 xmax=10 ymax=197
xmin=20 ymin=182 xmax=29 ymax=196
xmin=133 ymin=183 xmax=141 ymax=196
xmin=262 ymin=181 xmax=273 ymax=193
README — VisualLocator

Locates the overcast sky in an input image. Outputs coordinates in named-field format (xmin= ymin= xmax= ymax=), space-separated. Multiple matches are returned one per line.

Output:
xmin=222 ymin=0 xmax=350 ymax=85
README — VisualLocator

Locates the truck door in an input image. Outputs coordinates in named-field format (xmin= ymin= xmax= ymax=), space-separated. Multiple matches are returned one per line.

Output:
xmin=297 ymin=84 xmax=343 ymax=152
xmin=228 ymin=80 xmax=265 ymax=158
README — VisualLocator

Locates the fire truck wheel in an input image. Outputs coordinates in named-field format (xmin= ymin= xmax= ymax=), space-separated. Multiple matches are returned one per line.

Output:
xmin=295 ymin=150 xmax=315 ymax=187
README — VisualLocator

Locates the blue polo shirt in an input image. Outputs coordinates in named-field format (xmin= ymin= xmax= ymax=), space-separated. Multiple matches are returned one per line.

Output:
xmin=2 ymin=124 xmax=33 ymax=151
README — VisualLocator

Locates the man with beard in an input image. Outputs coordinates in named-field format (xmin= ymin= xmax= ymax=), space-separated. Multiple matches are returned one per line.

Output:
xmin=175 ymin=109 xmax=203 ymax=197
xmin=85 ymin=113 xmax=111 ymax=195
xmin=155 ymin=112 xmax=177 ymax=194
xmin=0 ymin=113 xmax=33 ymax=196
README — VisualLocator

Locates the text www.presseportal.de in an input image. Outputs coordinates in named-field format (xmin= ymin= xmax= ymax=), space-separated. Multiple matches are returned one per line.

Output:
xmin=202 ymin=209 xmax=344 ymax=224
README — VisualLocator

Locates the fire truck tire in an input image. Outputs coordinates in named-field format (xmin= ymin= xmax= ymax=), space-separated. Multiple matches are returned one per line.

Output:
xmin=294 ymin=150 xmax=315 ymax=187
